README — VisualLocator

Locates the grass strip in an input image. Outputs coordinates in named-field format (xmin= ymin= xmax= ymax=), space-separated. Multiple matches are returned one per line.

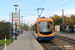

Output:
xmin=0 ymin=38 xmax=15 ymax=46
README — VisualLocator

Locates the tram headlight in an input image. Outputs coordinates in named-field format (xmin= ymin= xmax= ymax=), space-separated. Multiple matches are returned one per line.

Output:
xmin=38 ymin=35 xmax=41 ymax=37
xmin=52 ymin=34 xmax=54 ymax=36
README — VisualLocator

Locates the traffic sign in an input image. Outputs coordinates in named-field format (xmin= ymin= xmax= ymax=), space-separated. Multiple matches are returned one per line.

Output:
xmin=13 ymin=19 xmax=19 ymax=21
xmin=13 ymin=13 xmax=19 ymax=21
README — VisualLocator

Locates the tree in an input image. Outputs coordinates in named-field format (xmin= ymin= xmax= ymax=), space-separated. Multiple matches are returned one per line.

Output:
xmin=64 ymin=16 xmax=70 ymax=24
xmin=69 ymin=14 xmax=75 ymax=25
xmin=30 ymin=23 xmax=36 ymax=31
xmin=52 ymin=14 xmax=62 ymax=25
xmin=0 ymin=21 xmax=11 ymax=40
xmin=20 ymin=24 xmax=29 ymax=31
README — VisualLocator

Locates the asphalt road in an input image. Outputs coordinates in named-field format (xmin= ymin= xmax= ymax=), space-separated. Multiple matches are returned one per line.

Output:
xmin=0 ymin=46 xmax=4 ymax=50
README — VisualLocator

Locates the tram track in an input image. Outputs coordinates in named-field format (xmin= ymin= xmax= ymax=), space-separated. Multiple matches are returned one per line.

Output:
xmin=31 ymin=31 xmax=63 ymax=50
xmin=31 ymin=31 xmax=75 ymax=50
xmin=40 ymin=41 xmax=63 ymax=50
xmin=42 ymin=43 xmax=50 ymax=50
xmin=55 ymin=35 xmax=75 ymax=44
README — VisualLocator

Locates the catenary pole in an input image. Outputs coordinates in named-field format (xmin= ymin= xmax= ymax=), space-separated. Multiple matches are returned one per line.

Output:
xmin=62 ymin=9 xmax=64 ymax=32
xmin=19 ymin=9 xmax=20 ymax=33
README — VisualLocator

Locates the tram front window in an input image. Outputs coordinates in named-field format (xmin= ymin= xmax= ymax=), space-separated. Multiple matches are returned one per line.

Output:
xmin=38 ymin=21 xmax=53 ymax=35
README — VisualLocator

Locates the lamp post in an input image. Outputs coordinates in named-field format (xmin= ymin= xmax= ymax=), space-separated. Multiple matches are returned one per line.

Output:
xmin=21 ymin=16 xmax=23 ymax=34
xmin=13 ymin=4 xmax=19 ymax=13
xmin=21 ymin=16 xmax=23 ymax=28
xmin=62 ymin=9 xmax=64 ymax=32
xmin=13 ymin=4 xmax=19 ymax=40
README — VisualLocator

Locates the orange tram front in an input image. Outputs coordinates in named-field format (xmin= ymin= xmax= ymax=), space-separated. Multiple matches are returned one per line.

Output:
xmin=35 ymin=17 xmax=55 ymax=41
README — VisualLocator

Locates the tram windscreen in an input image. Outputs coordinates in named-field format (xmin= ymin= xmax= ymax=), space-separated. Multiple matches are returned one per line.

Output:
xmin=38 ymin=21 xmax=53 ymax=35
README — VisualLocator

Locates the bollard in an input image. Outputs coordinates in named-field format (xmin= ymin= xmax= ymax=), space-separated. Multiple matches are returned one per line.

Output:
xmin=5 ymin=35 xmax=6 ymax=49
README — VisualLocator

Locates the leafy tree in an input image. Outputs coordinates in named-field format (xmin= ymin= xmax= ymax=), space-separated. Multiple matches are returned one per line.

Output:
xmin=52 ymin=14 xmax=62 ymax=25
xmin=30 ymin=23 xmax=36 ymax=31
xmin=0 ymin=21 xmax=11 ymax=40
xmin=20 ymin=24 xmax=29 ymax=31
xmin=69 ymin=14 xmax=75 ymax=25
xmin=64 ymin=16 xmax=70 ymax=24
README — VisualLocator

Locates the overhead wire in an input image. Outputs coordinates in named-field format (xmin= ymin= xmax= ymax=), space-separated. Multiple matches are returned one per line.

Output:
xmin=36 ymin=0 xmax=45 ymax=17
xmin=20 ymin=1 xmax=41 ymax=16
xmin=47 ymin=0 xmax=61 ymax=14
xmin=29 ymin=0 xmax=45 ymax=16
xmin=25 ymin=9 xmax=37 ymax=16
xmin=20 ymin=9 xmax=37 ymax=26
xmin=20 ymin=9 xmax=37 ymax=16
xmin=20 ymin=0 xmax=45 ymax=25
xmin=49 ymin=0 xmax=61 ymax=8
xmin=20 ymin=10 xmax=27 ymax=15
xmin=47 ymin=0 xmax=71 ymax=16
xmin=47 ymin=9 xmax=56 ymax=14
xmin=53 ymin=0 xmax=71 ymax=12
xmin=39 ymin=0 xmax=44 ymax=7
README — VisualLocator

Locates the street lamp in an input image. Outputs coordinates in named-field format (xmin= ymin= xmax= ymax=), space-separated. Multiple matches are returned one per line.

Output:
xmin=62 ymin=9 xmax=64 ymax=32
xmin=21 ymin=16 xmax=23 ymax=27
xmin=21 ymin=16 xmax=23 ymax=34
xmin=13 ymin=4 xmax=19 ymax=13
xmin=13 ymin=4 xmax=19 ymax=40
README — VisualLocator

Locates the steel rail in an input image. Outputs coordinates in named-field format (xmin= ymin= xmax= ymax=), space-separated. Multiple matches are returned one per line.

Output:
xmin=55 ymin=35 xmax=75 ymax=44
xmin=42 ymin=43 xmax=50 ymax=50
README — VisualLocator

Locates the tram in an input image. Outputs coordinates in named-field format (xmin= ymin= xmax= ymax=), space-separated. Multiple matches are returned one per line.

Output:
xmin=34 ymin=17 xmax=54 ymax=41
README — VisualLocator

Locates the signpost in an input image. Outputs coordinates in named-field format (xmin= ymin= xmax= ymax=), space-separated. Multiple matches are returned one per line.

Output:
xmin=13 ymin=13 xmax=19 ymax=21
xmin=13 ymin=13 xmax=19 ymax=40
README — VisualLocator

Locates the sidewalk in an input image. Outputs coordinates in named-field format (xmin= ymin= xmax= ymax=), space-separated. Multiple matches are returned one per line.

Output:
xmin=55 ymin=32 xmax=75 ymax=40
xmin=0 ymin=46 xmax=4 ymax=50
xmin=3 ymin=31 xmax=42 ymax=50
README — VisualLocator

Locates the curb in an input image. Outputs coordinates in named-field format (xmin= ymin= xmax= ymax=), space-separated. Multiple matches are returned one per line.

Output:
xmin=31 ymin=31 xmax=43 ymax=50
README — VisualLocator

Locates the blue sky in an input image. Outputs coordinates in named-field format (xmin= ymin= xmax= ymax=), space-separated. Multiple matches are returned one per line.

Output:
xmin=0 ymin=0 xmax=75 ymax=26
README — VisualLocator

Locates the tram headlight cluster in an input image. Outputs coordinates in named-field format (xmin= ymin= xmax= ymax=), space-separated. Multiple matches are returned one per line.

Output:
xmin=38 ymin=35 xmax=41 ymax=37
xmin=52 ymin=34 xmax=54 ymax=36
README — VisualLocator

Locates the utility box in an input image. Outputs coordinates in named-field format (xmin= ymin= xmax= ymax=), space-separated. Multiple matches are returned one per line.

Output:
xmin=55 ymin=25 xmax=60 ymax=32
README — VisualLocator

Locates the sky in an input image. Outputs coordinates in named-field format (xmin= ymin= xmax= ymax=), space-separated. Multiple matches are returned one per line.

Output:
xmin=0 ymin=0 xmax=75 ymax=26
